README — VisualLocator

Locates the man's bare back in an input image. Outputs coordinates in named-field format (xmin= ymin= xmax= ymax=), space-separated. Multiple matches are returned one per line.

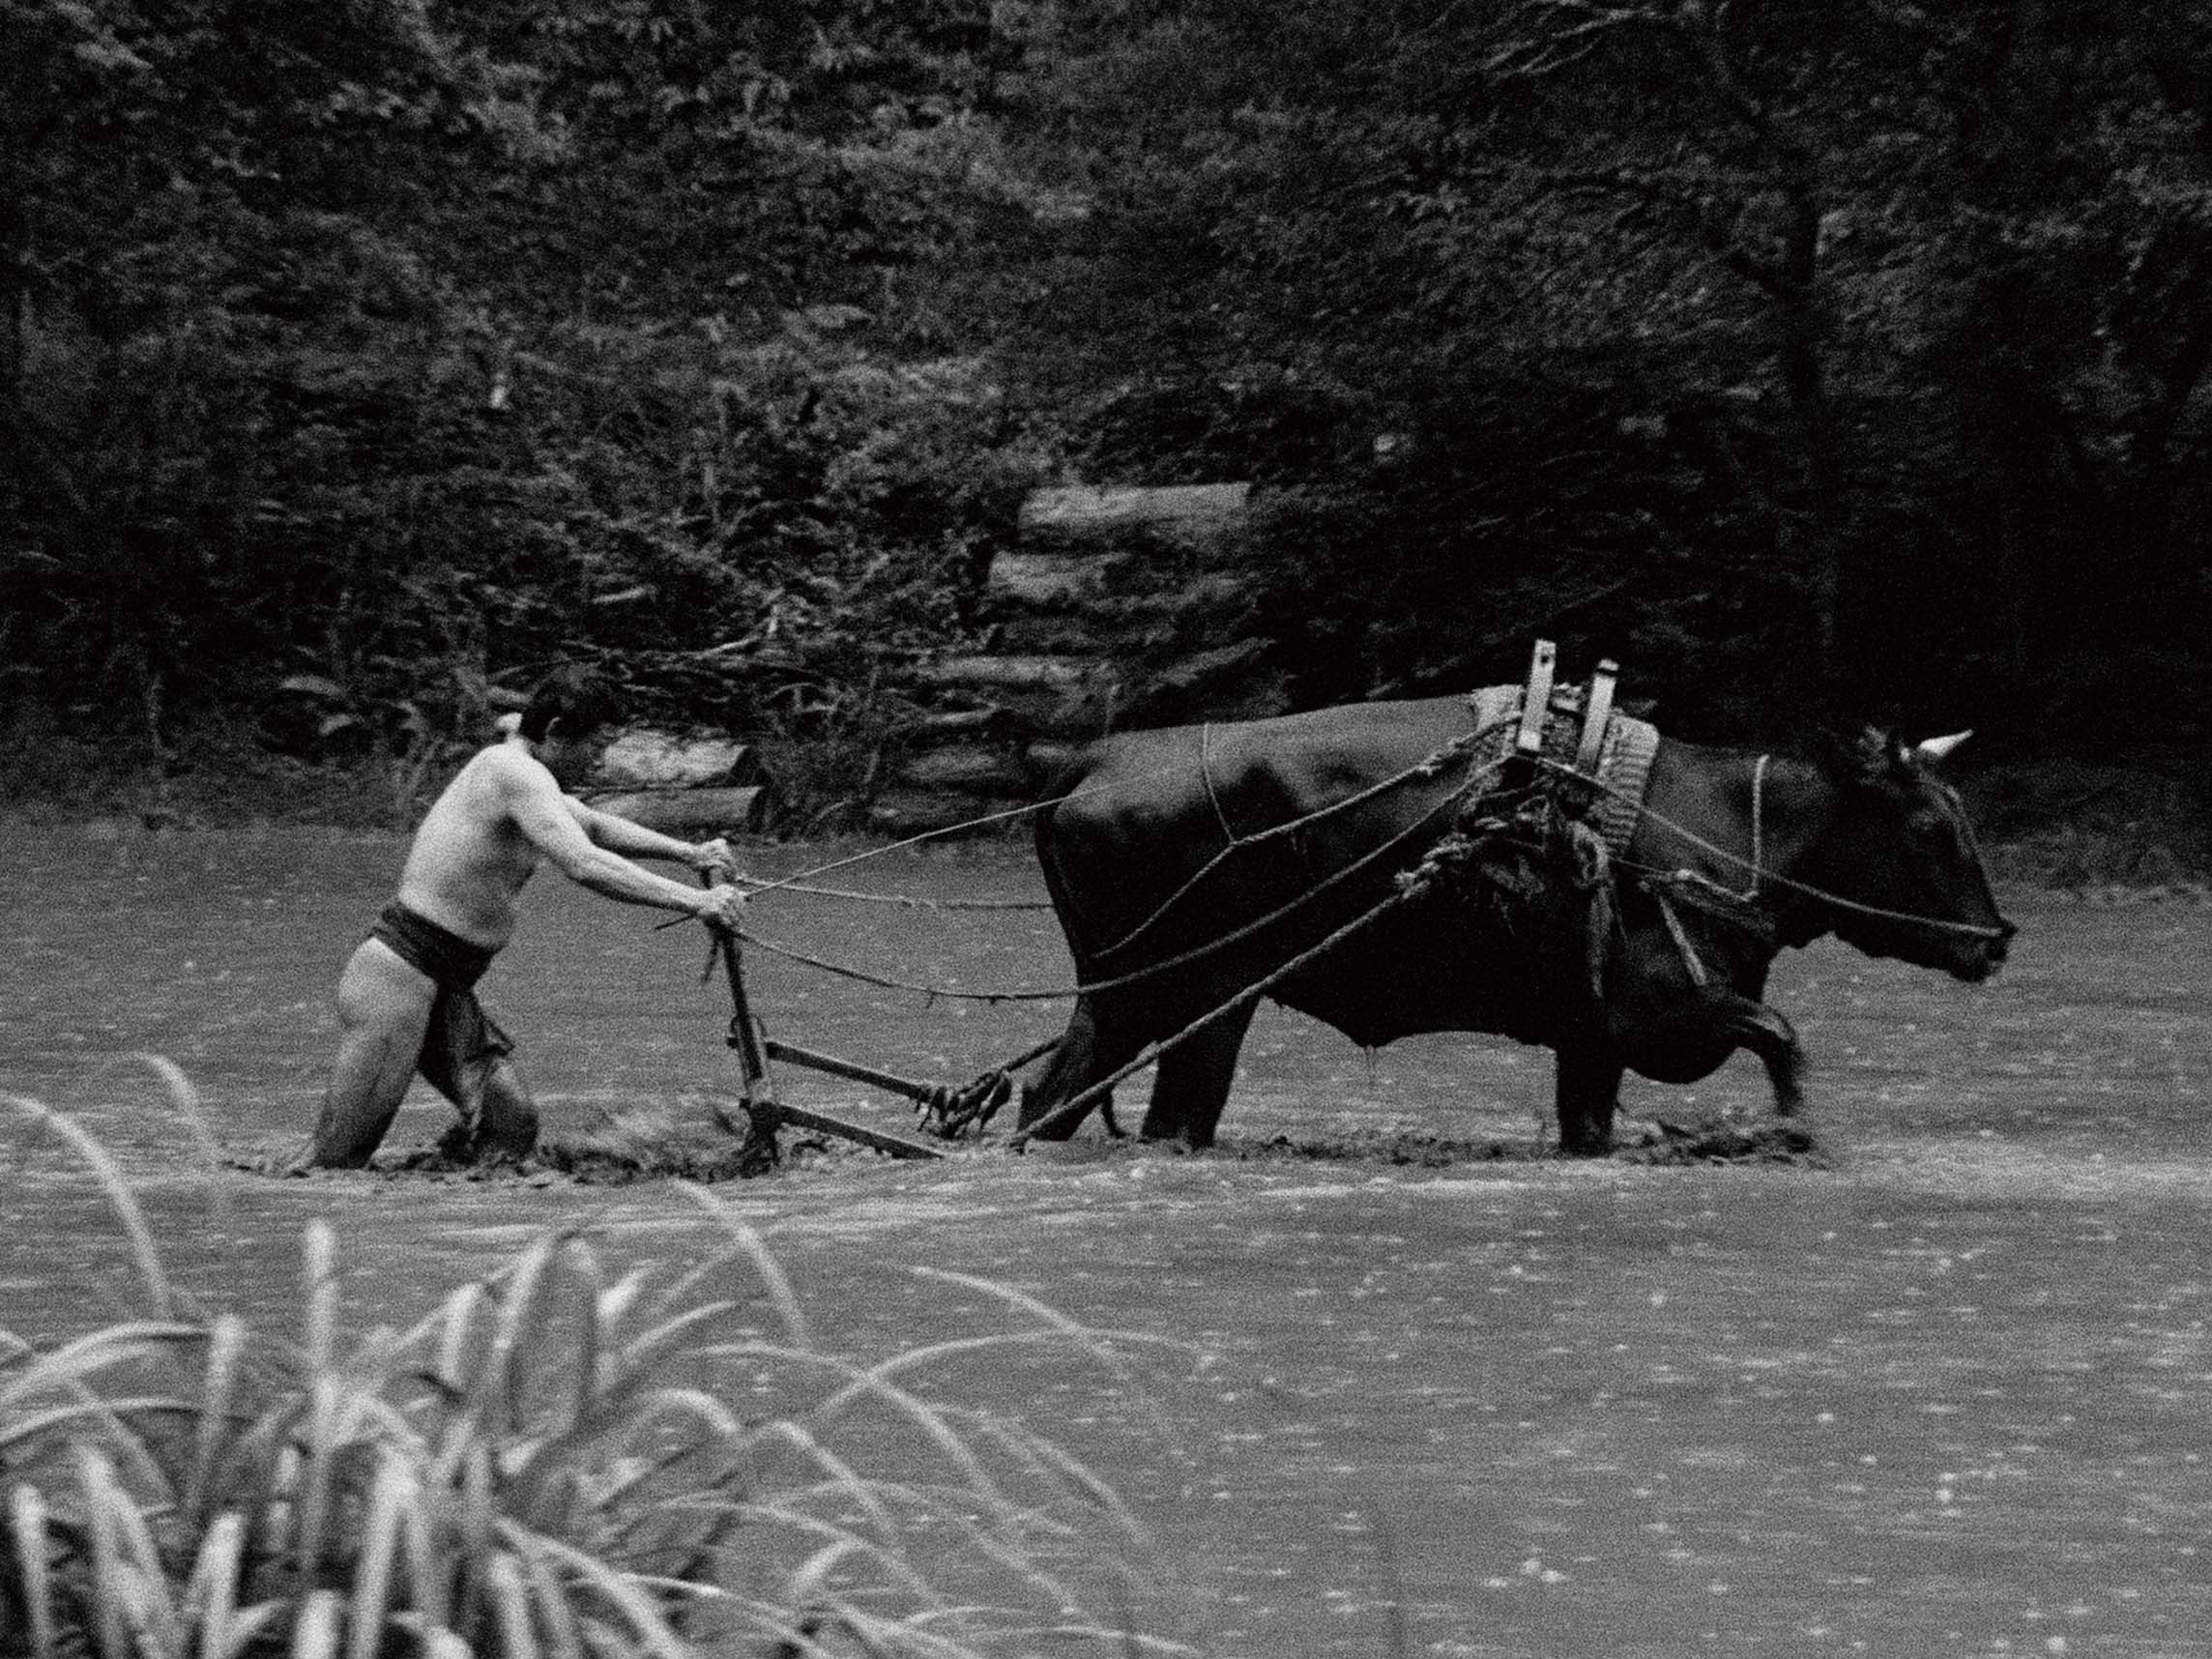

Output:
xmin=293 ymin=672 xmax=744 ymax=1170
xmin=394 ymin=744 xmax=554 ymax=948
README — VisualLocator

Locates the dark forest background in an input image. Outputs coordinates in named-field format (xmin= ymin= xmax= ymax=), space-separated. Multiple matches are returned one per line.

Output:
xmin=6 ymin=0 xmax=2211 ymax=860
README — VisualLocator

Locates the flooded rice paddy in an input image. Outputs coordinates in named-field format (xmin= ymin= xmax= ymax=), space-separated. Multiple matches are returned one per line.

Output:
xmin=3 ymin=823 xmax=2210 ymax=1656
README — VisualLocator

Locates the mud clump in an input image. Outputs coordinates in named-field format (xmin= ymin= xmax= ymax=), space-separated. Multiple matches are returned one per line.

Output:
xmin=1219 ymin=1130 xmax=1531 ymax=1166
xmin=1618 ymin=1115 xmax=1837 ymax=1168
xmin=1215 ymin=1116 xmax=1837 ymax=1169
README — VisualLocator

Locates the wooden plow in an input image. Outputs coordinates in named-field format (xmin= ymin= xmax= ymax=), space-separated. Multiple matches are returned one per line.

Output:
xmin=704 ymin=891 xmax=1033 ymax=1173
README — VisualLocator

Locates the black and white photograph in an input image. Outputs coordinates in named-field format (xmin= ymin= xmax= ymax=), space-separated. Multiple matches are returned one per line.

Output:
xmin=4 ymin=4 xmax=2209 ymax=1654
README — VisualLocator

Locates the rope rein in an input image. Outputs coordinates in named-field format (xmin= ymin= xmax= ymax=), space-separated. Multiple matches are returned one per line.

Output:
xmin=688 ymin=713 xmax=2003 ymax=1132
xmin=731 ymin=751 xmax=1211 ymax=900
xmin=718 ymin=720 xmax=1502 ymax=930
xmin=727 ymin=763 xmax=1499 ymax=1004
xmin=1093 ymin=724 xmax=1500 ymax=960
xmin=1537 ymin=755 xmax=2010 ymax=941
xmin=1006 ymin=877 xmax=1425 ymax=1149
xmin=1200 ymin=721 xmax=1238 ymax=845
xmin=693 ymin=730 xmax=1996 ymax=1056
xmin=1731 ymin=753 xmax=1766 ymax=904
xmin=734 ymin=875 xmax=1054 ymax=912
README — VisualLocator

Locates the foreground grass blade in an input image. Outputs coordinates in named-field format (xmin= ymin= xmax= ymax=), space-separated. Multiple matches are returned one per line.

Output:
xmin=128 ymin=1052 xmax=231 ymax=1226
xmin=346 ymin=1454 xmax=415 ymax=1659
xmin=76 ymin=1443 xmax=131 ymax=1659
xmin=487 ymin=1549 xmax=544 ymax=1659
xmin=509 ymin=1530 xmax=691 ymax=1659
xmin=84 ymin=1441 xmax=188 ymax=1656
xmin=669 ymin=1185 xmax=813 ymax=1351
xmin=458 ymin=1231 xmax=562 ymax=1445
xmin=9 ymin=1481 xmax=58 ymax=1659
xmin=289 ymin=1588 xmax=342 ymax=1659
xmin=186 ymin=1314 xmax=248 ymax=1530
xmin=512 ymin=1528 xmax=590 ymax=1659
xmin=183 ymin=1510 xmax=247 ymax=1659
xmin=3 ymin=1094 xmax=175 ymax=1319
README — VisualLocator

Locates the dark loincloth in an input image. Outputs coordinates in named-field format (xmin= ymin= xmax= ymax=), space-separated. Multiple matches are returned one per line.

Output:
xmin=369 ymin=900 xmax=515 ymax=1109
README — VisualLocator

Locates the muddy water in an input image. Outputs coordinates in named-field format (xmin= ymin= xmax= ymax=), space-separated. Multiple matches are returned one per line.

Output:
xmin=5 ymin=826 xmax=2212 ymax=1657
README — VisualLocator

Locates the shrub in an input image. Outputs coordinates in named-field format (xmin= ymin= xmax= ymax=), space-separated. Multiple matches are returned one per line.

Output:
xmin=0 ymin=1094 xmax=1174 ymax=1657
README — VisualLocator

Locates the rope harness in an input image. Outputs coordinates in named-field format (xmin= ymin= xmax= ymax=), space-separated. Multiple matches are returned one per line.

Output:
xmin=1542 ymin=756 xmax=2012 ymax=943
xmin=730 ymin=751 xmax=1498 ymax=1003
xmin=1093 ymin=723 xmax=1496 ymax=961
xmin=694 ymin=645 xmax=2005 ymax=1147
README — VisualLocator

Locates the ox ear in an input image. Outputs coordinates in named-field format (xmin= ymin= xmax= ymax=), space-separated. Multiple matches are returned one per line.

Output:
xmin=1912 ymin=730 xmax=1972 ymax=766
xmin=1845 ymin=724 xmax=1898 ymax=785
xmin=1814 ymin=725 xmax=1876 ymax=786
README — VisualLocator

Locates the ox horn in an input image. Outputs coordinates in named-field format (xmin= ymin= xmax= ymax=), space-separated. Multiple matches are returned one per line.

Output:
xmin=1912 ymin=730 xmax=1972 ymax=764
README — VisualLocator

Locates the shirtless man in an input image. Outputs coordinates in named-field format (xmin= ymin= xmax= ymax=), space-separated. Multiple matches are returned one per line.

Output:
xmin=291 ymin=667 xmax=744 ymax=1170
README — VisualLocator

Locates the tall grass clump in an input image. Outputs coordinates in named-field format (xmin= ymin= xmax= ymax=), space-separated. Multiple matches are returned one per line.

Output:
xmin=0 ymin=1095 xmax=1184 ymax=1658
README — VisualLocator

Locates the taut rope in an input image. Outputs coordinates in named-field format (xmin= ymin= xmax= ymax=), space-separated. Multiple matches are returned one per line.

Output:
xmin=1093 ymin=722 xmax=1506 ymax=961
xmin=726 ymin=765 xmax=1496 ymax=1004
xmin=731 ymin=752 xmax=1210 ymax=901
xmin=1006 ymin=880 xmax=1423 ymax=1149
xmin=1538 ymin=755 xmax=2011 ymax=941
xmin=733 ymin=876 xmax=1054 ymax=912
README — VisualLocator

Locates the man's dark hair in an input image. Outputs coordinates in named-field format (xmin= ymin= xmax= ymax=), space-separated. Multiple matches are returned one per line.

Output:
xmin=519 ymin=666 xmax=623 ymax=742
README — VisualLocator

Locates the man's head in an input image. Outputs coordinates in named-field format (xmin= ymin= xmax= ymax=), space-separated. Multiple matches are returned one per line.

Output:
xmin=518 ymin=666 xmax=622 ymax=785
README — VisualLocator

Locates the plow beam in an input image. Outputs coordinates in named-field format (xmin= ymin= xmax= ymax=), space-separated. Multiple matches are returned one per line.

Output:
xmin=766 ymin=1039 xmax=948 ymax=1106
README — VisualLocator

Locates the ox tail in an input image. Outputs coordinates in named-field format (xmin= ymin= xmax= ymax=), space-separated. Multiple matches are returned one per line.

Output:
xmin=1031 ymin=771 xmax=1101 ymax=975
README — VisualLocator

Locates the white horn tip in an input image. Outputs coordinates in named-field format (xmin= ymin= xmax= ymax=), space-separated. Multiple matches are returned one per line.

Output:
xmin=1913 ymin=730 xmax=1971 ymax=764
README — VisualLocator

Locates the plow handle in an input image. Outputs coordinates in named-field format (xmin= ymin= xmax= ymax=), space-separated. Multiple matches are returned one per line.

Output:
xmin=705 ymin=871 xmax=773 ymax=1102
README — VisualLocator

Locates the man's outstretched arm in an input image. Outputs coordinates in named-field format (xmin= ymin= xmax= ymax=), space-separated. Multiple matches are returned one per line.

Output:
xmin=564 ymin=797 xmax=734 ymax=879
xmin=498 ymin=756 xmax=742 ymax=926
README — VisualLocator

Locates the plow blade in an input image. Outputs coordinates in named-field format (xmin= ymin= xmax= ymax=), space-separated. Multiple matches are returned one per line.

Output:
xmin=727 ymin=1098 xmax=946 ymax=1162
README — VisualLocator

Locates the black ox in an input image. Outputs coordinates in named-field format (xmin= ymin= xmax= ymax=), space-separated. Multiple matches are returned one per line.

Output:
xmin=1017 ymin=695 xmax=2014 ymax=1154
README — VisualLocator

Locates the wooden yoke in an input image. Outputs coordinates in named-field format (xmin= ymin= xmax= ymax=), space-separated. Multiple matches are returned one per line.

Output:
xmin=1500 ymin=641 xmax=1623 ymax=811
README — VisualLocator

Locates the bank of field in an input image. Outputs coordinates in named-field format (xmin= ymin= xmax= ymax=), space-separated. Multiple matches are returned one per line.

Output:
xmin=4 ymin=827 xmax=2209 ymax=1656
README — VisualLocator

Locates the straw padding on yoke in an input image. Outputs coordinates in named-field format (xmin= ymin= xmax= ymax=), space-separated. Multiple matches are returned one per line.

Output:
xmin=1465 ymin=682 xmax=1658 ymax=858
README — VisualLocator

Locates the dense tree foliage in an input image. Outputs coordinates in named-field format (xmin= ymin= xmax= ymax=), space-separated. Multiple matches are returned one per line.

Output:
xmin=4 ymin=0 xmax=2211 ymax=817
xmin=1 ymin=0 xmax=1027 ymax=797
xmin=1015 ymin=0 xmax=2212 ymax=739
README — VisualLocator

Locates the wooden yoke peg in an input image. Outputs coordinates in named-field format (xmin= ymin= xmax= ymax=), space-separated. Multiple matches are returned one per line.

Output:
xmin=1575 ymin=657 xmax=1619 ymax=779
xmin=1506 ymin=638 xmax=1557 ymax=788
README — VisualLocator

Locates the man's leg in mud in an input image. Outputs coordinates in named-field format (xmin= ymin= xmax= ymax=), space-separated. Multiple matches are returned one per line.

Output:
xmin=426 ymin=995 xmax=538 ymax=1163
xmin=293 ymin=940 xmax=435 ymax=1170
xmin=437 ymin=1055 xmax=539 ymax=1162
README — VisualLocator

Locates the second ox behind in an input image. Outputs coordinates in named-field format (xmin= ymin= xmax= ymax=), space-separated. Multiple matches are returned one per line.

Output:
xmin=1017 ymin=691 xmax=2013 ymax=1154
